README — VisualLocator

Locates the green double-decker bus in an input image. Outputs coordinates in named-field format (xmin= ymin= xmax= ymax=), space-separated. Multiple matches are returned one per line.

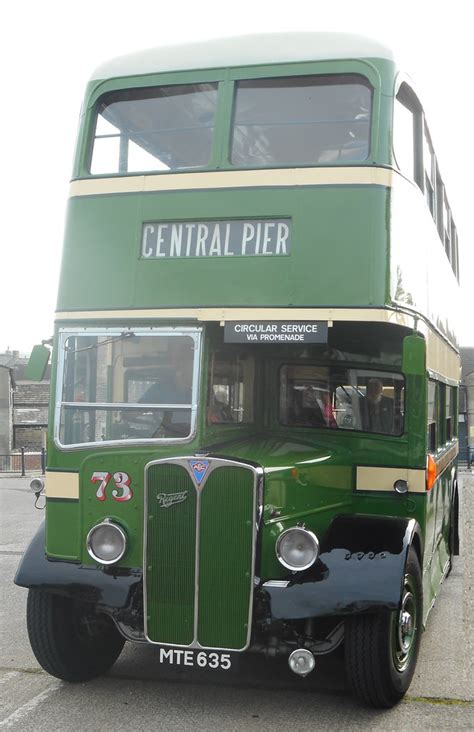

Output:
xmin=16 ymin=33 xmax=461 ymax=708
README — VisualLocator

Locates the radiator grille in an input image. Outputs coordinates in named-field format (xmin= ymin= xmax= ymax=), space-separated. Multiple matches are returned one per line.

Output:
xmin=146 ymin=464 xmax=196 ymax=644
xmin=145 ymin=459 xmax=256 ymax=649
xmin=197 ymin=466 xmax=255 ymax=649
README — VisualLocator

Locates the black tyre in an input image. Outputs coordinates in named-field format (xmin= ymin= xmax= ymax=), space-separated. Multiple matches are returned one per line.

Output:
xmin=344 ymin=548 xmax=422 ymax=708
xmin=449 ymin=486 xmax=460 ymax=556
xmin=446 ymin=484 xmax=460 ymax=577
xmin=27 ymin=589 xmax=125 ymax=682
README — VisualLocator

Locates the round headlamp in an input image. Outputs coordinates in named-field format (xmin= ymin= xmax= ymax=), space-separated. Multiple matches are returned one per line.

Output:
xmin=86 ymin=519 xmax=127 ymax=565
xmin=276 ymin=527 xmax=319 ymax=572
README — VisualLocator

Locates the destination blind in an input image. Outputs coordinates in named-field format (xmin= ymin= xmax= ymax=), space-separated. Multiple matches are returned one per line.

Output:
xmin=224 ymin=322 xmax=328 ymax=343
xmin=141 ymin=218 xmax=291 ymax=258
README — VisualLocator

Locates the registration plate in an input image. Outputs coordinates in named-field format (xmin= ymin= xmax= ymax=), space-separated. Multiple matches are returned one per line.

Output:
xmin=157 ymin=646 xmax=236 ymax=671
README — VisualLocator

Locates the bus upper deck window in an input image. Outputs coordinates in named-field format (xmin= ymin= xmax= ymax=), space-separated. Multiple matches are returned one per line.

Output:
xmin=90 ymin=83 xmax=218 ymax=175
xmin=393 ymin=98 xmax=415 ymax=180
xmin=231 ymin=74 xmax=372 ymax=167
xmin=423 ymin=127 xmax=436 ymax=216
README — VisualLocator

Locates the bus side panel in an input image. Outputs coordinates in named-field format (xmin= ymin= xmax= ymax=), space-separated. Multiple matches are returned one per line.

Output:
xmin=428 ymin=471 xmax=452 ymax=611
xmin=390 ymin=177 xmax=460 ymax=345
xmin=422 ymin=470 xmax=453 ymax=624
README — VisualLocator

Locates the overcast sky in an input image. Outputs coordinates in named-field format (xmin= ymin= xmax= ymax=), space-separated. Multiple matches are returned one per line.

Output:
xmin=1 ymin=0 xmax=472 ymax=353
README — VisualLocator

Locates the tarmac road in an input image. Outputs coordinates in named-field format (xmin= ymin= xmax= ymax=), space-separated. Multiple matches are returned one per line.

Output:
xmin=0 ymin=473 xmax=473 ymax=730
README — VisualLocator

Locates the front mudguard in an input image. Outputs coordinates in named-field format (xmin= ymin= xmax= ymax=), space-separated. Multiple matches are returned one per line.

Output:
xmin=14 ymin=522 xmax=142 ymax=611
xmin=263 ymin=515 xmax=422 ymax=619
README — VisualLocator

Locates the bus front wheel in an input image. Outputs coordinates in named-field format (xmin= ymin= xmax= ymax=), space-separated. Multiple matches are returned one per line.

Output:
xmin=27 ymin=589 xmax=125 ymax=682
xmin=344 ymin=548 xmax=422 ymax=708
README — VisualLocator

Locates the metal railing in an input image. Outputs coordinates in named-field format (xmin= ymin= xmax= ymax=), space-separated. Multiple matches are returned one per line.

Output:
xmin=0 ymin=448 xmax=46 ymax=475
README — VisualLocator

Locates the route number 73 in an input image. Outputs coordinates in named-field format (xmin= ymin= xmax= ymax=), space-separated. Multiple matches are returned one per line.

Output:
xmin=91 ymin=471 xmax=133 ymax=502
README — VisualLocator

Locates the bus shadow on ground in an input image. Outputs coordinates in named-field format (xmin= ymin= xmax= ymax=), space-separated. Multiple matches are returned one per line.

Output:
xmin=110 ymin=641 xmax=348 ymax=696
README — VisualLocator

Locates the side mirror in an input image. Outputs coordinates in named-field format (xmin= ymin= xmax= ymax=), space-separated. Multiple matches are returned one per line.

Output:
xmin=25 ymin=344 xmax=51 ymax=381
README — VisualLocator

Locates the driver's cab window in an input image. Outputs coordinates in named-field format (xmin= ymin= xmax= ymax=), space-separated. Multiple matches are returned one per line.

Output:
xmin=207 ymin=349 xmax=255 ymax=424
xmin=58 ymin=331 xmax=199 ymax=445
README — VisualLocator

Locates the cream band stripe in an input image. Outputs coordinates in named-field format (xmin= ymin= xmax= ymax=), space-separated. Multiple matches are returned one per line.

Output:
xmin=356 ymin=467 xmax=426 ymax=493
xmin=45 ymin=471 xmax=79 ymax=500
xmin=356 ymin=441 xmax=459 ymax=494
xmin=55 ymin=306 xmax=415 ymax=325
xmin=69 ymin=167 xmax=394 ymax=198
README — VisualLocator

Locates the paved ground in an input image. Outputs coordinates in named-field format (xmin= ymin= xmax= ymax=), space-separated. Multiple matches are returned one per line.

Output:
xmin=0 ymin=473 xmax=473 ymax=730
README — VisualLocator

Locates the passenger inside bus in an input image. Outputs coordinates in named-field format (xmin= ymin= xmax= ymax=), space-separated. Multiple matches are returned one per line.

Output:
xmin=321 ymin=392 xmax=338 ymax=428
xmin=208 ymin=397 xmax=234 ymax=423
xmin=359 ymin=378 xmax=394 ymax=434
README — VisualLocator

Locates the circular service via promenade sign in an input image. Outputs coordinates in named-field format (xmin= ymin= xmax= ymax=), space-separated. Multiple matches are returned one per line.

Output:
xmin=224 ymin=321 xmax=328 ymax=344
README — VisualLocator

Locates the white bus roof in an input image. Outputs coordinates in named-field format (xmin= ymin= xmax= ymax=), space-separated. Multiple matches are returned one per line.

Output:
xmin=90 ymin=32 xmax=395 ymax=81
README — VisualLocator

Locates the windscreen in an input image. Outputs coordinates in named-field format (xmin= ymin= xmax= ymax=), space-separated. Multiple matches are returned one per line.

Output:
xmin=56 ymin=330 xmax=200 ymax=445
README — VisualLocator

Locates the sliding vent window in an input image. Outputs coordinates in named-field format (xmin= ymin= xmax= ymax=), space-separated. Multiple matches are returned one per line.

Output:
xmin=231 ymin=75 xmax=372 ymax=167
xmin=91 ymin=84 xmax=218 ymax=174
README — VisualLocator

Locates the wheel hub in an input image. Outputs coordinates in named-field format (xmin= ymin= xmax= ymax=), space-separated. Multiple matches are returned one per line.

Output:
xmin=392 ymin=577 xmax=418 ymax=671
xmin=399 ymin=608 xmax=414 ymax=650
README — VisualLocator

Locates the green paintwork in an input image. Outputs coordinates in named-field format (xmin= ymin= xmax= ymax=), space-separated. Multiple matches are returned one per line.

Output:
xmin=45 ymin=499 xmax=81 ymax=560
xmin=402 ymin=335 xmax=426 ymax=376
xmin=197 ymin=466 xmax=255 ymax=649
xmin=405 ymin=374 xmax=427 ymax=467
xmin=79 ymin=452 xmax=146 ymax=568
xmin=58 ymin=186 xmax=388 ymax=312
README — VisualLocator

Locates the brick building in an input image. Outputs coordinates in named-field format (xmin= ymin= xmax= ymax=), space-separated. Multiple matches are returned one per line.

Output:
xmin=0 ymin=351 xmax=50 ymax=453
xmin=0 ymin=365 xmax=14 ymax=455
